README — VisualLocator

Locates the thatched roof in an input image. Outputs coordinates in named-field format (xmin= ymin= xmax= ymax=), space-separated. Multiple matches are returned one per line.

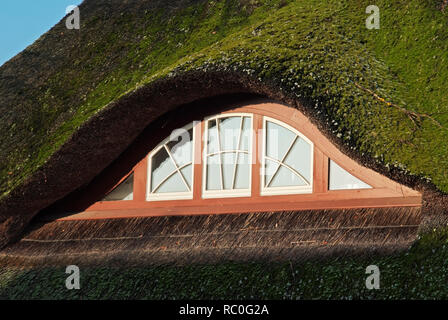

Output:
xmin=0 ymin=0 xmax=447 ymax=248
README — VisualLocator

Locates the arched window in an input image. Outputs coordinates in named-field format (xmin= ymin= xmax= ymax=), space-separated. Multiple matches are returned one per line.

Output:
xmin=203 ymin=114 xmax=253 ymax=198
xmin=261 ymin=117 xmax=313 ymax=196
xmin=147 ymin=123 xmax=195 ymax=201
xmin=57 ymin=102 xmax=421 ymax=220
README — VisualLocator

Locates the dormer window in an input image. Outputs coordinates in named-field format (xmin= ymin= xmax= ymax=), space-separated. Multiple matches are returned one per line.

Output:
xmin=57 ymin=101 xmax=421 ymax=220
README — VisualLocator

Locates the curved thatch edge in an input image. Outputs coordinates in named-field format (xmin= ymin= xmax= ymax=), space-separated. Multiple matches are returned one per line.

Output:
xmin=0 ymin=70 xmax=446 ymax=249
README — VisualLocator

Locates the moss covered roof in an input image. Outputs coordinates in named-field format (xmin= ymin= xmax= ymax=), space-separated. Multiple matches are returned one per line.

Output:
xmin=0 ymin=0 xmax=447 ymax=205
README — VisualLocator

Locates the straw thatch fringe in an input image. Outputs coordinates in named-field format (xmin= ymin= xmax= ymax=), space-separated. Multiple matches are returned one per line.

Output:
xmin=420 ymin=189 xmax=448 ymax=232
xmin=0 ymin=207 xmax=420 ymax=267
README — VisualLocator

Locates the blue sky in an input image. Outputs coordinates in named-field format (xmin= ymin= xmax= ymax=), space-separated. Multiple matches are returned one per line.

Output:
xmin=0 ymin=1 xmax=82 ymax=67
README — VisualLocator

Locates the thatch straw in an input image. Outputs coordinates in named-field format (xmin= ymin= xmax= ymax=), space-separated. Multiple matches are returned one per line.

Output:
xmin=0 ymin=207 xmax=420 ymax=267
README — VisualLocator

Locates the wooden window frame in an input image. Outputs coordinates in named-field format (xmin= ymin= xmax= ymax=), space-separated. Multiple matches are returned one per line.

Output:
xmin=58 ymin=102 xmax=422 ymax=221
xmin=202 ymin=113 xmax=254 ymax=199
xmin=261 ymin=116 xmax=314 ymax=196
xmin=146 ymin=122 xmax=196 ymax=202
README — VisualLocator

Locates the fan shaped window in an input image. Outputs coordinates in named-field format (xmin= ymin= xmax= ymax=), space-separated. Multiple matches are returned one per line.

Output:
xmin=147 ymin=124 xmax=195 ymax=201
xmin=262 ymin=117 xmax=313 ymax=195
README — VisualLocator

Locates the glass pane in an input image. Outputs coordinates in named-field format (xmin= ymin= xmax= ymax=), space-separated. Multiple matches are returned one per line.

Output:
xmin=157 ymin=172 xmax=189 ymax=193
xmin=222 ymin=152 xmax=236 ymax=189
xmin=270 ymin=165 xmax=306 ymax=187
xmin=207 ymin=119 xmax=219 ymax=154
xmin=166 ymin=128 xmax=193 ymax=167
xmin=234 ymin=153 xmax=250 ymax=189
xmin=219 ymin=116 xmax=241 ymax=151
xmin=329 ymin=160 xmax=372 ymax=190
xmin=213 ymin=117 xmax=241 ymax=151
xmin=264 ymin=159 xmax=279 ymax=187
xmin=240 ymin=116 xmax=252 ymax=151
xmin=151 ymin=147 xmax=176 ymax=192
xmin=206 ymin=154 xmax=221 ymax=190
xmin=266 ymin=121 xmax=295 ymax=160
xmin=180 ymin=164 xmax=192 ymax=190
xmin=283 ymin=137 xmax=311 ymax=183
xmin=103 ymin=173 xmax=133 ymax=201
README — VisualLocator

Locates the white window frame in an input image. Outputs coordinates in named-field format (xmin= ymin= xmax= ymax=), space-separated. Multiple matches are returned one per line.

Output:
xmin=202 ymin=113 xmax=253 ymax=199
xmin=261 ymin=116 xmax=314 ymax=196
xmin=146 ymin=122 xmax=196 ymax=201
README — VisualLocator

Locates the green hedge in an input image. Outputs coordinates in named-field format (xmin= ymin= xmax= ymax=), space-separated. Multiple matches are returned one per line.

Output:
xmin=1 ymin=227 xmax=448 ymax=300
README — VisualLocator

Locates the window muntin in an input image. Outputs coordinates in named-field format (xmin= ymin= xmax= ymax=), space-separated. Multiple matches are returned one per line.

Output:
xmin=261 ymin=117 xmax=313 ymax=196
xmin=146 ymin=123 xmax=195 ymax=201
xmin=145 ymin=114 xmax=373 ymax=201
xmin=203 ymin=114 xmax=253 ymax=198
xmin=328 ymin=160 xmax=371 ymax=190
xmin=102 ymin=173 xmax=134 ymax=201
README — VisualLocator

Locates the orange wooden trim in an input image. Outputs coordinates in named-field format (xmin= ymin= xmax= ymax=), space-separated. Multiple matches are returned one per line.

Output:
xmin=322 ymin=153 xmax=329 ymax=192
xmin=193 ymin=120 xmax=203 ymax=200
xmin=81 ymin=186 xmax=419 ymax=212
xmin=313 ymin=148 xmax=328 ymax=194
xmin=133 ymin=157 xmax=147 ymax=202
xmin=105 ymin=170 xmax=134 ymax=196
xmin=251 ymin=114 xmax=262 ymax=196
xmin=59 ymin=195 xmax=422 ymax=221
